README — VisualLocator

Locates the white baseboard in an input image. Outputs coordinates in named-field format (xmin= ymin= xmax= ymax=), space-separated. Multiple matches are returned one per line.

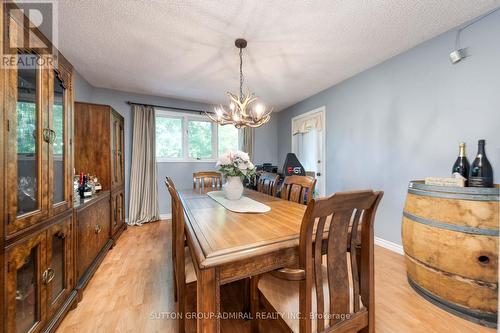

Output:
xmin=375 ymin=237 xmax=404 ymax=255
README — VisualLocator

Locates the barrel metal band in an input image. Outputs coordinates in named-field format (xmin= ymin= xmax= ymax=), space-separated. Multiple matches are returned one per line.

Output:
xmin=408 ymin=187 xmax=499 ymax=202
xmin=403 ymin=211 xmax=499 ymax=236
xmin=407 ymin=276 xmax=498 ymax=328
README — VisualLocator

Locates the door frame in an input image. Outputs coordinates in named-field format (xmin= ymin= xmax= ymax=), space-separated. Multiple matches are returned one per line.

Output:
xmin=290 ymin=106 xmax=326 ymax=196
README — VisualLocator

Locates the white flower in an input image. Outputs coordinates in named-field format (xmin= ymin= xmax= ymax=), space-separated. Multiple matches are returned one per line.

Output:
xmin=235 ymin=151 xmax=249 ymax=162
xmin=217 ymin=151 xmax=233 ymax=166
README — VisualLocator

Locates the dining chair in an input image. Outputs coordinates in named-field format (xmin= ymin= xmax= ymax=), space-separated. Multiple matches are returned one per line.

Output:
xmin=280 ymin=175 xmax=317 ymax=205
xmin=193 ymin=171 xmax=223 ymax=189
xmin=256 ymin=172 xmax=280 ymax=197
xmin=165 ymin=177 xmax=197 ymax=333
xmin=251 ymin=190 xmax=383 ymax=333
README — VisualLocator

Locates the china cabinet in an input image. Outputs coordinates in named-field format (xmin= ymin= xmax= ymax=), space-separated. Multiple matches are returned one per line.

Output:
xmin=1 ymin=4 xmax=76 ymax=333
xmin=74 ymin=102 xmax=126 ymax=242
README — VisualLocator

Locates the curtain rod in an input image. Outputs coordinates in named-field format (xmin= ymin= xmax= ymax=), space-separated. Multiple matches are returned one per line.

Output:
xmin=126 ymin=101 xmax=213 ymax=114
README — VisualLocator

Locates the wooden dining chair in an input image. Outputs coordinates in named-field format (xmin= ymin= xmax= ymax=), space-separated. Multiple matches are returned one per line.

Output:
xmin=193 ymin=171 xmax=223 ymax=189
xmin=257 ymin=172 xmax=280 ymax=197
xmin=251 ymin=190 xmax=383 ymax=333
xmin=165 ymin=177 xmax=197 ymax=333
xmin=280 ymin=175 xmax=317 ymax=205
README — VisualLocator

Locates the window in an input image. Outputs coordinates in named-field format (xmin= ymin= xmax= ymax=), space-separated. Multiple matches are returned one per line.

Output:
xmin=156 ymin=116 xmax=183 ymax=159
xmin=188 ymin=120 xmax=213 ymax=159
xmin=218 ymin=124 xmax=239 ymax=155
xmin=155 ymin=109 xmax=240 ymax=162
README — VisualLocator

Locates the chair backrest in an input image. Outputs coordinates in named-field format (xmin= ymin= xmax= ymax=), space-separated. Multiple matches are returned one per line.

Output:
xmin=193 ymin=171 xmax=222 ymax=189
xmin=165 ymin=177 xmax=187 ymax=292
xmin=280 ymin=175 xmax=317 ymax=205
xmin=298 ymin=190 xmax=383 ymax=333
xmin=257 ymin=172 xmax=280 ymax=197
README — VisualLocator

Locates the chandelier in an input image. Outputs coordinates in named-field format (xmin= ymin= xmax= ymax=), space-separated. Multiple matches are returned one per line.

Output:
xmin=206 ymin=38 xmax=272 ymax=129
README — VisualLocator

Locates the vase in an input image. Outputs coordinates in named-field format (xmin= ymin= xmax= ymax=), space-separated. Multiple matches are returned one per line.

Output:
xmin=223 ymin=176 xmax=244 ymax=200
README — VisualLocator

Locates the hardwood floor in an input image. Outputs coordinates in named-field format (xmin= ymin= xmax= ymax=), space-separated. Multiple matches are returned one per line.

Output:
xmin=56 ymin=221 xmax=495 ymax=333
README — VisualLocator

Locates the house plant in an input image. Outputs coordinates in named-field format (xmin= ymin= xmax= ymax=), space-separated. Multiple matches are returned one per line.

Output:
xmin=217 ymin=151 xmax=256 ymax=200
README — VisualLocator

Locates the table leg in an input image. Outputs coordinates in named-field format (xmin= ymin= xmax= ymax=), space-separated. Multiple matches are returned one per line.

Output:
xmin=197 ymin=267 xmax=220 ymax=333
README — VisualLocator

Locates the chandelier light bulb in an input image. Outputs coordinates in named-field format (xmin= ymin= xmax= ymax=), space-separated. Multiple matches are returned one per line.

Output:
xmin=254 ymin=104 xmax=264 ymax=116
xmin=230 ymin=102 xmax=235 ymax=111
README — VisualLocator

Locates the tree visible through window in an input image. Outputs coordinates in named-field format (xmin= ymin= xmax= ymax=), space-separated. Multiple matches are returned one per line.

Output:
xmin=17 ymin=102 xmax=36 ymax=154
xmin=155 ymin=110 xmax=240 ymax=161
xmin=188 ymin=120 xmax=212 ymax=159
xmin=156 ymin=117 xmax=183 ymax=158
xmin=218 ymin=125 xmax=239 ymax=155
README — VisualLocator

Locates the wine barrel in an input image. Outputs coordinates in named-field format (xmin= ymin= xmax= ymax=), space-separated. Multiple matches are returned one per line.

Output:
xmin=402 ymin=181 xmax=499 ymax=328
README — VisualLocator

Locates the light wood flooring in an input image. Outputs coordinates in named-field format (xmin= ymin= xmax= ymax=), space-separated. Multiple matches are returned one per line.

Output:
xmin=56 ymin=221 xmax=495 ymax=333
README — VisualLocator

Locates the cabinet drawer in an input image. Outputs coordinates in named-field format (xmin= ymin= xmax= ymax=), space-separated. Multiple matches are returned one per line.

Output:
xmin=75 ymin=193 xmax=110 ymax=280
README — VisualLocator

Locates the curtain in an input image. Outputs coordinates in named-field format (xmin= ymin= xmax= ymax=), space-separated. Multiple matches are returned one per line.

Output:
xmin=292 ymin=111 xmax=323 ymax=135
xmin=241 ymin=127 xmax=254 ymax=158
xmin=128 ymin=105 xmax=160 ymax=225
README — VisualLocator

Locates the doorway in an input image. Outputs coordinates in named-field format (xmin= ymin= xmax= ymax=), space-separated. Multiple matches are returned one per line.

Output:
xmin=291 ymin=106 xmax=326 ymax=197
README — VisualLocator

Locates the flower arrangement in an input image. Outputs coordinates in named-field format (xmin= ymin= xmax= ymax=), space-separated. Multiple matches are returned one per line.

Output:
xmin=216 ymin=151 xmax=256 ymax=180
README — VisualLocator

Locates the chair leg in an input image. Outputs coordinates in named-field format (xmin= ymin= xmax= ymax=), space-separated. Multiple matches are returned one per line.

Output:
xmin=178 ymin=281 xmax=186 ymax=333
xmin=242 ymin=278 xmax=250 ymax=315
xmin=250 ymin=276 xmax=261 ymax=333
xmin=173 ymin=264 xmax=178 ymax=302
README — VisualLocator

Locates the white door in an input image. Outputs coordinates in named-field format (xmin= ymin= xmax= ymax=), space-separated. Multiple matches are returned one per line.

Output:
xmin=291 ymin=107 xmax=326 ymax=197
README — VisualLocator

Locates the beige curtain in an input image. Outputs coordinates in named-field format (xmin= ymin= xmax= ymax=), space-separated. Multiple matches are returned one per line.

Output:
xmin=241 ymin=127 xmax=254 ymax=158
xmin=128 ymin=105 xmax=160 ymax=225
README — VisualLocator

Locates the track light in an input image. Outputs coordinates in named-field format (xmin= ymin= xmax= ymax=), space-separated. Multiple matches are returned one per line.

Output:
xmin=449 ymin=49 xmax=467 ymax=64
xmin=449 ymin=7 xmax=499 ymax=65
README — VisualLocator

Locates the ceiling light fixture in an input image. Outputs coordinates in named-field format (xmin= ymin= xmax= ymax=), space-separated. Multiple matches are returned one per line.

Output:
xmin=450 ymin=7 xmax=500 ymax=64
xmin=206 ymin=38 xmax=272 ymax=128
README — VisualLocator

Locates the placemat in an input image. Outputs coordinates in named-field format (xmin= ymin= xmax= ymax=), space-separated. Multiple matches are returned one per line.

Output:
xmin=207 ymin=191 xmax=271 ymax=213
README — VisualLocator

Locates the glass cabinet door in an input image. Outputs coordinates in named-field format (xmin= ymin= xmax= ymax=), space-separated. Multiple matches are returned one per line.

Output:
xmin=111 ymin=117 xmax=118 ymax=186
xmin=6 ymin=232 xmax=47 ymax=333
xmin=46 ymin=215 xmax=73 ymax=317
xmin=117 ymin=119 xmax=124 ymax=185
xmin=6 ymin=54 xmax=49 ymax=235
xmin=50 ymin=70 xmax=71 ymax=215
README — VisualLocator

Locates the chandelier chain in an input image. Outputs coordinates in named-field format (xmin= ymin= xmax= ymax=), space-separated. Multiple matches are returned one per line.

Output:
xmin=239 ymin=47 xmax=244 ymax=102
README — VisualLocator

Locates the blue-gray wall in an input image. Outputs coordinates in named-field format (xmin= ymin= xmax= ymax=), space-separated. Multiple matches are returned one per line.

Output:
xmin=277 ymin=11 xmax=500 ymax=245
xmin=73 ymin=75 xmax=278 ymax=217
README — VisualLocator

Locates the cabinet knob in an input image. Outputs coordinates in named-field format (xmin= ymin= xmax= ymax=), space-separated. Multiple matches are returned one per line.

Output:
xmin=42 ymin=268 xmax=55 ymax=284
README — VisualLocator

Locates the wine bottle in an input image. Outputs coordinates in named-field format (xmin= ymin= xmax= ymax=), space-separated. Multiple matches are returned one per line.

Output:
xmin=78 ymin=174 xmax=93 ymax=198
xmin=452 ymin=142 xmax=470 ymax=185
xmin=78 ymin=172 xmax=85 ymax=198
xmin=469 ymin=139 xmax=494 ymax=188
xmin=83 ymin=175 xmax=93 ymax=197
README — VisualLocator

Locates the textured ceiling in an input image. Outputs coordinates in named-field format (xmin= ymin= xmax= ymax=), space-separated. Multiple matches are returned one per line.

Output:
xmin=57 ymin=0 xmax=500 ymax=110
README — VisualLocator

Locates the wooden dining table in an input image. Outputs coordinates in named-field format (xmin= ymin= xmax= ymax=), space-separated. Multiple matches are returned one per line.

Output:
xmin=179 ymin=188 xmax=307 ymax=333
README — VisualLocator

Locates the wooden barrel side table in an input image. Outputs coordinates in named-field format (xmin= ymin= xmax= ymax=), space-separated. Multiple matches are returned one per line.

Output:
xmin=402 ymin=180 xmax=499 ymax=328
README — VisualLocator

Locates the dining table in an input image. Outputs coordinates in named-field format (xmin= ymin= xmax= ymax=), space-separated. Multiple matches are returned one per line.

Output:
xmin=179 ymin=187 xmax=307 ymax=333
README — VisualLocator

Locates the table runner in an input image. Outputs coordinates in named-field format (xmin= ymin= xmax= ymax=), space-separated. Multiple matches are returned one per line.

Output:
xmin=207 ymin=191 xmax=271 ymax=213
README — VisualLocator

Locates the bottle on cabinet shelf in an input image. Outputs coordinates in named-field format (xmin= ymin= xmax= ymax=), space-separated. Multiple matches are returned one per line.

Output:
xmin=452 ymin=142 xmax=470 ymax=186
xmin=469 ymin=139 xmax=494 ymax=188
xmin=78 ymin=172 xmax=93 ymax=198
